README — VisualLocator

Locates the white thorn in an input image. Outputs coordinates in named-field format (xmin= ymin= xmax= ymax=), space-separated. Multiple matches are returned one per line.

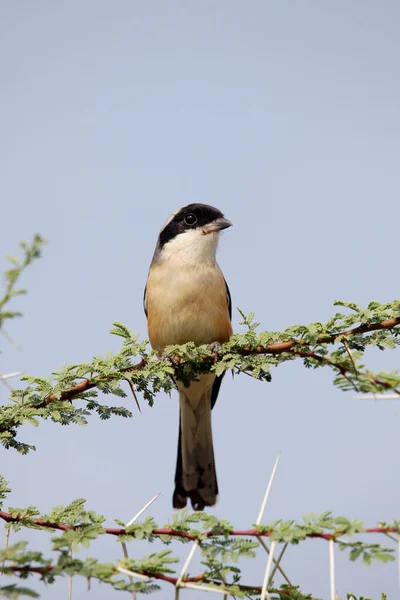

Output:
xmin=180 ymin=582 xmax=230 ymax=595
xmin=256 ymin=453 xmax=281 ymax=526
xmin=176 ymin=541 xmax=199 ymax=588
xmin=260 ymin=540 xmax=276 ymax=600
xmin=121 ymin=541 xmax=136 ymax=599
xmin=329 ymin=539 xmax=336 ymax=600
xmin=122 ymin=493 xmax=160 ymax=599
xmin=397 ymin=539 xmax=400 ymax=595
xmin=68 ymin=547 xmax=72 ymax=600
xmin=0 ymin=372 xmax=23 ymax=381
xmin=125 ymin=493 xmax=160 ymax=528
xmin=117 ymin=566 xmax=150 ymax=581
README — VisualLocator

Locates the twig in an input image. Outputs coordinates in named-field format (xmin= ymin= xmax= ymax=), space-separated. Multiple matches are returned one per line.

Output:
xmin=0 ymin=328 xmax=22 ymax=351
xmin=342 ymin=339 xmax=358 ymax=375
xmin=1 ymin=526 xmax=10 ymax=572
xmin=341 ymin=370 xmax=360 ymax=393
xmin=268 ymin=542 xmax=289 ymax=584
xmin=384 ymin=532 xmax=398 ymax=543
xmin=258 ymin=539 xmax=291 ymax=586
xmin=341 ymin=340 xmax=359 ymax=392
xmin=125 ymin=378 xmax=141 ymax=413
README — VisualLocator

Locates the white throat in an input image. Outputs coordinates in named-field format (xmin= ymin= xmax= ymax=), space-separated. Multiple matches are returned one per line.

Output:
xmin=158 ymin=228 xmax=220 ymax=265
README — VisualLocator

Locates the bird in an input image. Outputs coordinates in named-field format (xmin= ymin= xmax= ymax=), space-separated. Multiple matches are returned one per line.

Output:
xmin=144 ymin=203 xmax=232 ymax=510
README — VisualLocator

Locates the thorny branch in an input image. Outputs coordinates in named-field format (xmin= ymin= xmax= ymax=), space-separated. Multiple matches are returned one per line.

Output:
xmin=241 ymin=317 xmax=400 ymax=355
xmin=1 ymin=510 xmax=396 ymax=598
xmin=1 ymin=300 xmax=399 ymax=452
xmin=41 ymin=359 xmax=146 ymax=406
xmin=38 ymin=316 xmax=400 ymax=408
xmin=1 ymin=564 xmax=302 ymax=597
xmin=2 ymin=239 xmax=399 ymax=599
xmin=0 ymin=509 xmax=399 ymax=541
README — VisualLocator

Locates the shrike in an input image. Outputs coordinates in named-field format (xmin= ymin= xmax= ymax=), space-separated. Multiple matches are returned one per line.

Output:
xmin=144 ymin=204 xmax=232 ymax=510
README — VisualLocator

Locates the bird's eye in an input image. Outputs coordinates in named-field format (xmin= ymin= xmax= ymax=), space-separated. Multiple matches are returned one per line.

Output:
xmin=184 ymin=213 xmax=198 ymax=226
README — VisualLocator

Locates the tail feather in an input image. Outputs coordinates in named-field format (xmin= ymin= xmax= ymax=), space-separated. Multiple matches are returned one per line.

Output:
xmin=173 ymin=380 xmax=218 ymax=511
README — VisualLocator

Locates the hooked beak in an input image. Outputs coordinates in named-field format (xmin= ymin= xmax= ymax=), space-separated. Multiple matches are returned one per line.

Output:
xmin=202 ymin=217 xmax=233 ymax=235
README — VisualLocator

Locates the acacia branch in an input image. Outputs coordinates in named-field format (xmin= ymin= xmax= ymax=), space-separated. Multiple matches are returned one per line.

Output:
xmin=241 ymin=317 xmax=400 ymax=355
xmin=0 ymin=509 xmax=398 ymax=542
xmin=35 ymin=316 xmax=400 ymax=408
xmin=3 ymin=564 xmax=303 ymax=596
xmin=293 ymin=349 xmax=395 ymax=392
xmin=40 ymin=359 xmax=147 ymax=406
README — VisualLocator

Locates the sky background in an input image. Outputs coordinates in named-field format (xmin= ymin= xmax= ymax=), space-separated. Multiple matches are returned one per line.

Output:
xmin=1 ymin=1 xmax=400 ymax=598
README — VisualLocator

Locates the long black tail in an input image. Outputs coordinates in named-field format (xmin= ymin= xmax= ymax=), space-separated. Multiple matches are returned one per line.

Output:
xmin=173 ymin=375 xmax=224 ymax=511
xmin=173 ymin=400 xmax=218 ymax=510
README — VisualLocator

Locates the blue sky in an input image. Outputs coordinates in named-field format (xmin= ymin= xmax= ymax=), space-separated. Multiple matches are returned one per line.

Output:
xmin=1 ymin=1 xmax=400 ymax=598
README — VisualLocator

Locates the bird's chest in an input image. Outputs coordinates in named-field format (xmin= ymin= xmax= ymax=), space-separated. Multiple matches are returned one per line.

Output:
xmin=146 ymin=262 xmax=230 ymax=351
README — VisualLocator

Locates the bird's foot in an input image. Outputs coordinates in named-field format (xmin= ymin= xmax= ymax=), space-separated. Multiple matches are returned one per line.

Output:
xmin=160 ymin=351 xmax=181 ymax=368
xmin=208 ymin=341 xmax=223 ymax=361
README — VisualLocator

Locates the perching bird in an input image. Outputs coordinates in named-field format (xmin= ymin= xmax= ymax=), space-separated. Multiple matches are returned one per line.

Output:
xmin=144 ymin=204 xmax=232 ymax=510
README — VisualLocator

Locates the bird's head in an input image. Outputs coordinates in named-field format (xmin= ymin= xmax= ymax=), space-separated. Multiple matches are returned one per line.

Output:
xmin=152 ymin=203 xmax=232 ymax=265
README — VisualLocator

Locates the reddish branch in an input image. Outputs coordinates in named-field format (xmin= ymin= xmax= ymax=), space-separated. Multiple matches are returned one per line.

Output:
xmin=1 ymin=564 xmax=314 ymax=596
xmin=240 ymin=317 xmax=400 ymax=356
xmin=294 ymin=350 xmax=396 ymax=393
xmin=2 ymin=510 xmax=394 ymax=597
xmin=40 ymin=359 xmax=146 ymax=406
xmin=3 ymin=564 xmax=201 ymax=584
xmin=3 ymin=317 xmax=398 ymax=595
xmin=0 ymin=509 xmax=398 ymax=542
xmin=5 ymin=564 xmax=55 ymax=575
xmin=3 ymin=563 xmax=305 ymax=596
xmin=36 ymin=316 xmax=400 ymax=407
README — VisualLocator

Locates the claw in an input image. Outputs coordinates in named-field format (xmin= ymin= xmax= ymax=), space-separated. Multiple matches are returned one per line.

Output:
xmin=160 ymin=351 xmax=181 ymax=368
xmin=208 ymin=341 xmax=223 ymax=360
